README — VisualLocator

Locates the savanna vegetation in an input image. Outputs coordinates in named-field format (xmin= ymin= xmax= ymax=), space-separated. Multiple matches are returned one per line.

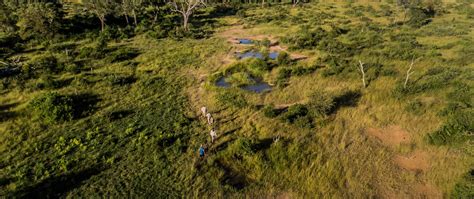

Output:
xmin=0 ymin=0 xmax=473 ymax=198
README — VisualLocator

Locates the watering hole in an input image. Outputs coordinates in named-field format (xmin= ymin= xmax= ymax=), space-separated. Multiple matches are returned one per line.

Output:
xmin=216 ymin=76 xmax=272 ymax=93
xmin=238 ymin=39 xmax=253 ymax=44
xmin=236 ymin=51 xmax=279 ymax=60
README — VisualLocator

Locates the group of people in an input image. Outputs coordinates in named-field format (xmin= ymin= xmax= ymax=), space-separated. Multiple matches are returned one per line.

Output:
xmin=198 ymin=106 xmax=218 ymax=158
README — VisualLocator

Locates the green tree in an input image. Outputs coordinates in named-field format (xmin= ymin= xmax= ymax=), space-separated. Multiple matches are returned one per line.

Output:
xmin=16 ymin=2 xmax=61 ymax=40
xmin=83 ymin=0 xmax=119 ymax=31
xmin=168 ymin=0 xmax=205 ymax=31
xmin=121 ymin=0 xmax=144 ymax=26
xmin=0 ymin=1 xmax=17 ymax=35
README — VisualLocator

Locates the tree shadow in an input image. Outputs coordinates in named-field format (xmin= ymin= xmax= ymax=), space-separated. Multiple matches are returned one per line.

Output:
xmin=251 ymin=138 xmax=274 ymax=152
xmin=0 ymin=102 xmax=19 ymax=122
xmin=12 ymin=165 xmax=104 ymax=199
xmin=214 ymin=137 xmax=236 ymax=152
xmin=0 ymin=102 xmax=19 ymax=111
xmin=71 ymin=93 xmax=101 ymax=119
xmin=0 ymin=111 xmax=17 ymax=122
xmin=329 ymin=90 xmax=362 ymax=114
xmin=215 ymin=160 xmax=250 ymax=190
xmin=107 ymin=109 xmax=134 ymax=121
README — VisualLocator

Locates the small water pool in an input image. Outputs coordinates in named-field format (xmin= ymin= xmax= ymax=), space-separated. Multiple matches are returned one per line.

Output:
xmin=215 ymin=76 xmax=272 ymax=93
xmin=238 ymin=39 xmax=253 ymax=44
xmin=241 ymin=82 xmax=272 ymax=93
xmin=216 ymin=76 xmax=231 ymax=88
xmin=236 ymin=51 xmax=279 ymax=60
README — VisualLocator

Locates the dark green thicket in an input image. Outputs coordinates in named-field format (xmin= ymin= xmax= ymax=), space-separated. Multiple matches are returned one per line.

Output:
xmin=451 ymin=170 xmax=474 ymax=199
xmin=407 ymin=7 xmax=434 ymax=28
xmin=427 ymin=83 xmax=473 ymax=146
xmin=217 ymin=90 xmax=248 ymax=108
xmin=29 ymin=92 xmax=74 ymax=124
xmin=281 ymin=104 xmax=313 ymax=128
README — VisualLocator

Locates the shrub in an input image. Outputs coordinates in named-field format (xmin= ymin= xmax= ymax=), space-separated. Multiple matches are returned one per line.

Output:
xmin=263 ymin=104 xmax=278 ymax=118
xmin=217 ymin=90 xmax=248 ymax=108
xmin=282 ymin=26 xmax=329 ymax=50
xmin=427 ymin=109 xmax=473 ymax=146
xmin=451 ymin=170 xmax=474 ymax=198
xmin=27 ymin=54 xmax=61 ymax=74
xmin=225 ymin=72 xmax=255 ymax=87
xmin=29 ymin=92 xmax=74 ymax=124
xmin=276 ymin=51 xmax=291 ymax=65
xmin=246 ymin=58 xmax=270 ymax=74
xmin=407 ymin=7 xmax=433 ymax=28
xmin=281 ymin=104 xmax=309 ymax=123
xmin=307 ymin=90 xmax=335 ymax=117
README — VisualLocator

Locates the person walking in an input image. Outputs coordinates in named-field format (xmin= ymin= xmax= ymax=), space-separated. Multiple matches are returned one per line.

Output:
xmin=206 ymin=113 xmax=213 ymax=125
xmin=210 ymin=129 xmax=217 ymax=143
xmin=200 ymin=107 xmax=207 ymax=117
xmin=199 ymin=144 xmax=205 ymax=158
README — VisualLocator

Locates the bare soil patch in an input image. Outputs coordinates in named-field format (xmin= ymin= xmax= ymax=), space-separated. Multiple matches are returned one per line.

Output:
xmin=366 ymin=125 xmax=411 ymax=147
xmin=394 ymin=150 xmax=430 ymax=172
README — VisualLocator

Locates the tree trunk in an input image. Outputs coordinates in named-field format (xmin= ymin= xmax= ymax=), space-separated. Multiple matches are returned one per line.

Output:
xmin=183 ymin=14 xmax=189 ymax=31
xmin=132 ymin=9 xmax=138 ymax=26
xmin=125 ymin=14 xmax=129 ymax=25
xmin=152 ymin=13 xmax=158 ymax=26
xmin=99 ymin=16 xmax=105 ymax=32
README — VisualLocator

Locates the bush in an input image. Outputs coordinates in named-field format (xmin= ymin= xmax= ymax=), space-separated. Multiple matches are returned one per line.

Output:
xmin=451 ymin=170 xmax=474 ymax=198
xmin=263 ymin=104 xmax=278 ymax=118
xmin=407 ymin=7 xmax=433 ymax=28
xmin=225 ymin=72 xmax=255 ymax=87
xmin=282 ymin=26 xmax=329 ymax=50
xmin=281 ymin=104 xmax=309 ymax=124
xmin=427 ymin=109 xmax=473 ymax=146
xmin=307 ymin=90 xmax=335 ymax=117
xmin=29 ymin=92 xmax=74 ymax=124
xmin=27 ymin=54 xmax=61 ymax=74
xmin=217 ymin=90 xmax=248 ymax=108
xmin=276 ymin=51 xmax=291 ymax=65
xmin=245 ymin=58 xmax=270 ymax=75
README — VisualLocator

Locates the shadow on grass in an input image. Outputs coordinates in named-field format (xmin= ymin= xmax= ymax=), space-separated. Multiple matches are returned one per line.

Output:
xmin=215 ymin=160 xmax=250 ymax=190
xmin=252 ymin=138 xmax=273 ymax=152
xmin=329 ymin=90 xmax=362 ymax=114
xmin=12 ymin=165 xmax=104 ymax=198
xmin=71 ymin=93 xmax=100 ymax=119
xmin=107 ymin=109 xmax=134 ymax=121
xmin=0 ymin=102 xmax=19 ymax=122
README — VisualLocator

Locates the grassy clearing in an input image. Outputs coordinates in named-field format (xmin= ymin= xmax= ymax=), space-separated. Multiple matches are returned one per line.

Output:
xmin=1 ymin=1 xmax=473 ymax=198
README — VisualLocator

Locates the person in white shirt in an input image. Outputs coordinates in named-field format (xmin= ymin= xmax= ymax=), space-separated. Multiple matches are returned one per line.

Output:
xmin=206 ymin=113 xmax=213 ymax=125
xmin=200 ymin=106 xmax=207 ymax=117
xmin=210 ymin=129 xmax=217 ymax=143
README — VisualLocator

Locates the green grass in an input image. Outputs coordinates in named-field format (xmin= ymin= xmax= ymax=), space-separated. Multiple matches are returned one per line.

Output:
xmin=1 ymin=1 xmax=473 ymax=198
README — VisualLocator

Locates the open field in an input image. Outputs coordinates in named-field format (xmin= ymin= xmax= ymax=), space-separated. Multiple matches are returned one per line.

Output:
xmin=1 ymin=1 xmax=473 ymax=198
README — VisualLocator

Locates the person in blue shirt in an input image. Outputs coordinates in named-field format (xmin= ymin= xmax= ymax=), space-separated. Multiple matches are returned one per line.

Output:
xmin=199 ymin=144 xmax=205 ymax=158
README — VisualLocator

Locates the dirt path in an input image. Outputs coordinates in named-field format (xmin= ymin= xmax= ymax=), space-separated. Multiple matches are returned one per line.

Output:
xmin=366 ymin=125 xmax=410 ymax=147
xmin=394 ymin=150 xmax=430 ymax=172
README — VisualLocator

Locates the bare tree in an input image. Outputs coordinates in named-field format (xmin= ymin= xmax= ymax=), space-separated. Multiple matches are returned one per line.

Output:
xmin=404 ymin=57 xmax=419 ymax=88
xmin=358 ymin=60 xmax=366 ymax=88
xmin=168 ymin=0 xmax=205 ymax=31
xmin=292 ymin=0 xmax=300 ymax=7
